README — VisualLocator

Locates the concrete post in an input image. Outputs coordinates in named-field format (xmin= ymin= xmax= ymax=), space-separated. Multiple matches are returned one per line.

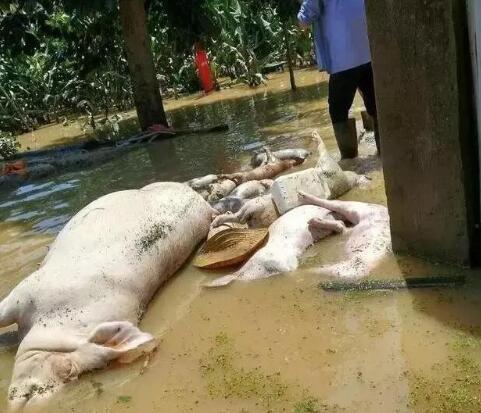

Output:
xmin=365 ymin=0 xmax=479 ymax=264
xmin=467 ymin=0 xmax=481 ymax=214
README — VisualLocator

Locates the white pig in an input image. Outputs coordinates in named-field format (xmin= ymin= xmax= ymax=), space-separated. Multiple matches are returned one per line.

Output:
xmin=0 ymin=182 xmax=212 ymax=409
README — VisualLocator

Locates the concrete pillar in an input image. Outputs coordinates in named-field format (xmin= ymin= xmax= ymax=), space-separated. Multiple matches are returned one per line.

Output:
xmin=365 ymin=0 xmax=479 ymax=264
xmin=467 ymin=0 xmax=481 ymax=212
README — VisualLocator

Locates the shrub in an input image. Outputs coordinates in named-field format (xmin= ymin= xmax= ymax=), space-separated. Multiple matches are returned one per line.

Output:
xmin=0 ymin=131 xmax=20 ymax=159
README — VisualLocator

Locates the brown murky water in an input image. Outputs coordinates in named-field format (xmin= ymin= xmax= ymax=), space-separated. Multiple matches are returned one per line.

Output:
xmin=2 ymin=69 xmax=481 ymax=413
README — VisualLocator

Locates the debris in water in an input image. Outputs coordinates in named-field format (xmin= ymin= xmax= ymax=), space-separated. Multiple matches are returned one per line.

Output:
xmin=117 ymin=395 xmax=132 ymax=403
xmin=320 ymin=276 xmax=465 ymax=292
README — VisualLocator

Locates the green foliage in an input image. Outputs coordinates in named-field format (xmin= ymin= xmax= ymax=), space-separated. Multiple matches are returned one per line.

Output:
xmin=0 ymin=1 xmax=131 ymax=132
xmin=149 ymin=5 xmax=199 ymax=97
xmin=0 ymin=131 xmax=20 ymax=159
xmin=0 ymin=0 xmax=313 ymax=133
xmin=203 ymin=0 xmax=283 ymax=86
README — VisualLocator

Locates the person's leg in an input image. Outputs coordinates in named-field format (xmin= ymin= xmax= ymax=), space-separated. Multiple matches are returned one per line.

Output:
xmin=328 ymin=69 xmax=358 ymax=123
xmin=328 ymin=68 xmax=359 ymax=158
xmin=357 ymin=63 xmax=381 ymax=155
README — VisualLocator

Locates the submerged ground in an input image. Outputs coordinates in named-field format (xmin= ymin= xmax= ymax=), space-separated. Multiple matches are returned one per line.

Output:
xmin=1 ymin=69 xmax=481 ymax=412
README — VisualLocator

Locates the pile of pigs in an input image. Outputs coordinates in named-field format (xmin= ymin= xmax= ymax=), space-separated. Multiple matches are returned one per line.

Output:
xmin=0 ymin=131 xmax=390 ymax=409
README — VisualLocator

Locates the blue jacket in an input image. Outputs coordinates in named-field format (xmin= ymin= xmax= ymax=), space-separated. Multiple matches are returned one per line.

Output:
xmin=298 ymin=0 xmax=371 ymax=74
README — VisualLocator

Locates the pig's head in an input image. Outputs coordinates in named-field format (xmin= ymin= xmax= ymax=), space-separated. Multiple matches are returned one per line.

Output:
xmin=8 ymin=321 xmax=156 ymax=410
xmin=8 ymin=349 xmax=79 ymax=410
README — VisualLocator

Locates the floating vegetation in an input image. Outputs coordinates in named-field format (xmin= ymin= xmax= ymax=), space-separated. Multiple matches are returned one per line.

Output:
xmin=320 ymin=276 xmax=465 ymax=292
xmin=199 ymin=332 xmax=337 ymax=411
xmin=409 ymin=331 xmax=481 ymax=412
xmin=200 ymin=332 xmax=288 ymax=408
xmin=451 ymin=331 xmax=481 ymax=351
xmin=117 ymin=395 xmax=132 ymax=404
xmin=90 ymin=381 xmax=104 ymax=396
xmin=293 ymin=396 xmax=324 ymax=413
xmin=409 ymin=372 xmax=481 ymax=413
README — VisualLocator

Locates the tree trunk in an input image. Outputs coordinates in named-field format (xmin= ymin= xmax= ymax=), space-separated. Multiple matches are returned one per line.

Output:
xmin=283 ymin=26 xmax=297 ymax=91
xmin=119 ymin=0 xmax=168 ymax=130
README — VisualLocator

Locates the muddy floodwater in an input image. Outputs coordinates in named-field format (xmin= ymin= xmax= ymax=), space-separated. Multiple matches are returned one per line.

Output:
xmin=2 ymin=69 xmax=481 ymax=412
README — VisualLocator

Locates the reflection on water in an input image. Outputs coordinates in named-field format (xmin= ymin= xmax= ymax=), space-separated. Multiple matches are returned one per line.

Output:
xmin=2 ymin=69 xmax=481 ymax=413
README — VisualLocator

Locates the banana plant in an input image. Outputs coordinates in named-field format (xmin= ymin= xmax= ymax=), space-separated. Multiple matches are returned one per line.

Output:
xmin=0 ymin=0 xmax=314 ymax=134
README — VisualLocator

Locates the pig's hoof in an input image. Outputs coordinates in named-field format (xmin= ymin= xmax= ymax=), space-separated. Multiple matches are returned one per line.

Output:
xmin=297 ymin=191 xmax=310 ymax=204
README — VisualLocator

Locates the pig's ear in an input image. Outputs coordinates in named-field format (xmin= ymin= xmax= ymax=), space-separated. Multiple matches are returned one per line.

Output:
xmin=87 ymin=321 xmax=157 ymax=364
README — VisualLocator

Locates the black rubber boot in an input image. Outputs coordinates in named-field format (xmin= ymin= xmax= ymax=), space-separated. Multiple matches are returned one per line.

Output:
xmin=333 ymin=118 xmax=358 ymax=159
xmin=361 ymin=110 xmax=374 ymax=131
xmin=373 ymin=118 xmax=381 ymax=156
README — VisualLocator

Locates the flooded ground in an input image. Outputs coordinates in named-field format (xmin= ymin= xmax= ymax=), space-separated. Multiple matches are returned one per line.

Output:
xmin=15 ymin=69 xmax=332 ymax=151
xmin=2 ymin=69 xmax=481 ymax=412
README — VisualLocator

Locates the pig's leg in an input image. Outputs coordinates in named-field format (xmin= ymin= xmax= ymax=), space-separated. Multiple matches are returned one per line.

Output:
xmin=307 ymin=218 xmax=345 ymax=242
xmin=308 ymin=218 xmax=346 ymax=234
xmin=211 ymin=198 xmax=262 ymax=228
xmin=205 ymin=246 xmax=272 ymax=288
xmin=211 ymin=211 xmax=242 ymax=228
xmin=0 ymin=293 xmax=17 ymax=327
xmin=298 ymin=192 xmax=363 ymax=225
xmin=205 ymin=256 xmax=273 ymax=288
xmin=204 ymin=273 xmax=239 ymax=288
xmin=263 ymin=146 xmax=277 ymax=164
